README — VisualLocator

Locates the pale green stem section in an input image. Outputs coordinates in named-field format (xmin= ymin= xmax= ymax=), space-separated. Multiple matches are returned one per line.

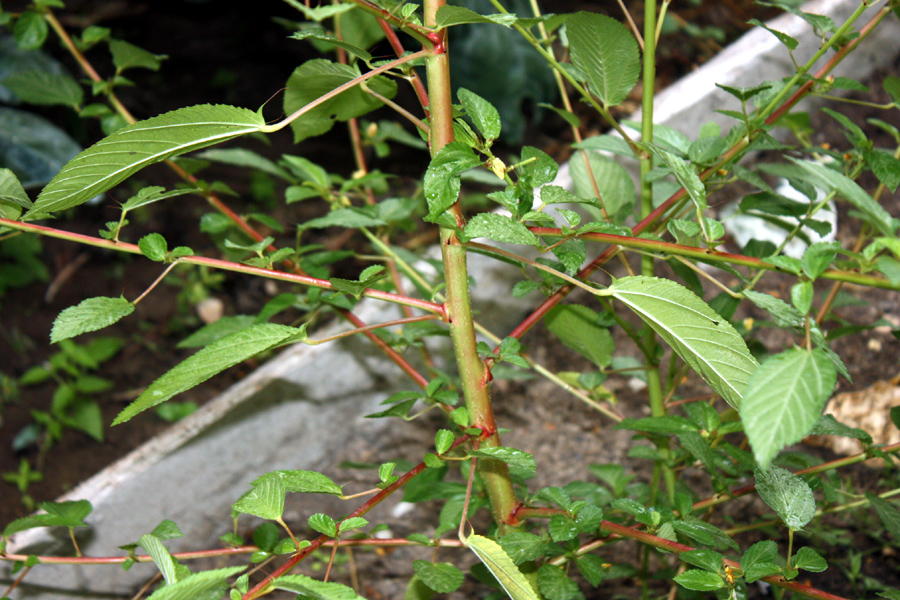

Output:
xmin=424 ymin=0 xmax=518 ymax=529
xmin=640 ymin=0 xmax=675 ymax=505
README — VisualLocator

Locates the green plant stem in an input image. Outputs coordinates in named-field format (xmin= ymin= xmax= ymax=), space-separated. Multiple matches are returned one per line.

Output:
xmin=424 ymin=0 xmax=518 ymax=530
xmin=639 ymin=0 xmax=675 ymax=506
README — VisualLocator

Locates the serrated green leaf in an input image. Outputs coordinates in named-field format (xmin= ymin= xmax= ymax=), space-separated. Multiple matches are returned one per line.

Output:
xmin=749 ymin=18 xmax=798 ymax=49
xmin=548 ymin=514 xmax=579 ymax=542
xmin=459 ymin=87 xmax=501 ymax=141
xmin=674 ymin=570 xmax=725 ymax=591
xmin=139 ymin=233 xmax=168 ymax=261
xmin=139 ymin=534 xmax=178 ymax=585
xmin=741 ymin=540 xmax=779 ymax=581
xmin=646 ymin=145 xmax=707 ymax=212
xmin=109 ymin=39 xmax=165 ymax=72
xmin=790 ymin=280 xmax=813 ymax=314
xmin=413 ymin=560 xmax=464 ymax=593
xmin=51 ymin=296 xmax=134 ymax=343
xmin=537 ymin=563 xmax=579 ymax=600
xmin=3 ymin=70 xmax=83 ymax=108
xmin=113 ymin=323 xmax=306 ymax=424
xmin=755 ymin=466 xmax=816 ymax=531
xmin=567 ymin=12 xmax=640 ymax=107
xmin=284 ymin=59 xmax=396 ymax=144
xmin=471 ymin=446 xmax=536 ymax=473
xmin=809 ymin=414 xmax=872 ymax=444
xmin=434 ymin=5 xmax=517 ymax=28
xmin=865 ymin=148 xmax=900 ymax=192
xmin=435 ymin=429 xmax=454 ymax=455
xmin=616 ymin=416 xmax=699 ymax=435
xmin=234 ymin=473 xmax=285 ymax=521
xmin=884 ymin=76 xmax=900 ymax=105
xmin=605 ymin=276 xmax=758 ymax=408
xmin=468 ymin=535 xmax=539 ymax=600
xmin=681 ymin=549 xmax=724 ymax=573
xmin=461 ymin=213 xmax=539 ymax=246
xmin=793 ymin=547 xmax=827 ymax=572
xmin=867 ymin=493 xmax=900 ymax=539
xmin=672 ymin=516 xmax=739 ymax=551
xmin=743 ymin=348 xmax=836 ymax=469
xmin=265 ymin=469 xmax=343 ymax=495
xmin=0 ymin=168 xmax=31 ymax=211
xmin=121 ymin=186 xmax=198 ymax=212
xmin=786 ymin=157 xmax=896 ymax=237
xmin=30 ymin=104 xmax=265 ymax=216
xmin=14 ymin=11 xmax=48 ymax=50
xmin=145 ymin=567 xmax=245 ymax=600
xmin=308 ymin=513 xmax=337 ymax=537
xmin=576 ymin=554 xmax=607 ymax=586
xmin=177 ymin=316 xmax=257 ymax=349
xmin=338 ymin=517 xmax=368 ymax=534
xmin=499 ymin=532 xmax=547 ymax=565
xmin=424 ymin=142 xmax=481 ymax=219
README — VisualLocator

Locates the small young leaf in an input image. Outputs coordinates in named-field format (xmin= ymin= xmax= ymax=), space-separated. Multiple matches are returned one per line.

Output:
xmin=435 ymin=430 xmax=454 ymax=455
xmin=51 ymin=296 xmax=134 ymax=343
xmin=790 ymin=280 xmax=813 ymax=314
xmin=645 ymin=145 xmax=707 ymax=212
xmin=308 ymin=513 xmax=337 ymax=537
xmin=109 ymin=39 xmax=165 ymax=72
xmin=30 ymin=104 xmax=266 ymax=216
xmin=424 ymin=142 xmax=481 ymax=219
xmin=234 ymin=474 xmax=285 ymax=521
xmin=461 ymin=213 xmax=539 ymax=246
xmin=742 ymin=348 xmax=837 ymax=469
xmin=338 ymin=517 xmax=368 ymax=535
xmin=567 ymin=12 xmax=640 ymax=107
xmin=604 ymin=277 xmax=758 ymax=408
xmin=113 ymin=324 xmax=307 ymax=424
xmin=412 ymin=561 xmax=465 ymax=593
xmin=749 ymin=18 xmax=798 ymax=49
xmin=755 ymin=466 xmax=816 ymax=531
xmin=548 ymin=514 xmax=579 ymax=542
xmin=139 ymin=233 xmax=168 ymax=261
xmin=793 ymin=547 xmax=827 ymax=572
xmin=674 ymin=570 xmax=725 ymax=591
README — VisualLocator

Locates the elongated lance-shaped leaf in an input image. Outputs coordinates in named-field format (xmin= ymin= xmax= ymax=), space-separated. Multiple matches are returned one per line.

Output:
xmin=602 ymin=276 xmax=758 ymax=408
xmin=467 ymin=534 xmax=540 ymax=600
xmin=51 ymin=296 xmax=134 ymax=343
xmin=139 ymin=534 xmax=178 ymax=585
xmin=145 ymin=567 xmax=245 ymax=600
xmin=29 ymin=104 xmax=266 ymax=216
xmin=742 ymin=348 xmax=836 ymax=468
xmin=113 ymin=323 xmax=306 ymax=424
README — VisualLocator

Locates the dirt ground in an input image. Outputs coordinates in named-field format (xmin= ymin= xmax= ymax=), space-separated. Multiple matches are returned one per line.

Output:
xmin=1 ymin=1 xmax=899 ymax=598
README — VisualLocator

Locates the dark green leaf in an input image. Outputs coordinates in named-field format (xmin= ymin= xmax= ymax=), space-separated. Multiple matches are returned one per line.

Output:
xmin=434 ymin=5 xmax=517 ymax=28
xmin=548 ymin=514 xmax=579 ymax=542
xmin=674 ymin=570 xmax=725 ymax=591
xmin=680 ymin=549 xmax=724 ymax=573
xmin=749 ymin=18 xmax=798 ymax=49
xmin=865 ymin=149 xmax=900 ymax=192
xmin=537 ymin=563 xmax=579 ymax=600
xmin=435 ymin=430 xmax=454 ymax=455
xmin=14 ymin=12 xmax=48 ymax=50
xmin=793 ymin=547 xmax=827 ymax=572
xmin=616 ymin=416 xmax=699 ymax=435
xmin=284 ymin=59 xmax=396 ymax=143
xmin=576 ymin=554 xmax=607 ymax=586
xmin=499 ymin=532 xmax=547 ymax=565
xmin=290 ymin=28 xmax=373 ymax=63
xmin=544 ymin=304 xmax=614 ymax=369
xmin=461 ymin=213 xmax=539 ymax=246
xmin=271 ymin=574 xmax=364 ymax=600
xmin=459 ymin=87 xmax=501 ymax=141
xmin=2 ymin=70 xmax=83 ymax=108
xmin=809 ymin=414 xmax=872 ymax=444
xmin=867 ymin=493 xmax=900 ymax=539
xmin=424 ymin=142 xmax=481 ymax=219
xmin=567 ymin=12 xmax=640 ymax=107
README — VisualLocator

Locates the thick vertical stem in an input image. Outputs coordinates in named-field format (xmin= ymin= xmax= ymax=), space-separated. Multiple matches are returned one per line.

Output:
xmin=640 ymin=0 xmax=675 ymax=504
xmin=423 ymin=0 xmax=518 ymax=528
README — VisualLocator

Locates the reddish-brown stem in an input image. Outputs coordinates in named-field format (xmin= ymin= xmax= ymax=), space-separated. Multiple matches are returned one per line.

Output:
xmin=376 ymin=18 xmax=430 ymax=111
xmin=242 ymin=435 xmax=471 ymax=599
